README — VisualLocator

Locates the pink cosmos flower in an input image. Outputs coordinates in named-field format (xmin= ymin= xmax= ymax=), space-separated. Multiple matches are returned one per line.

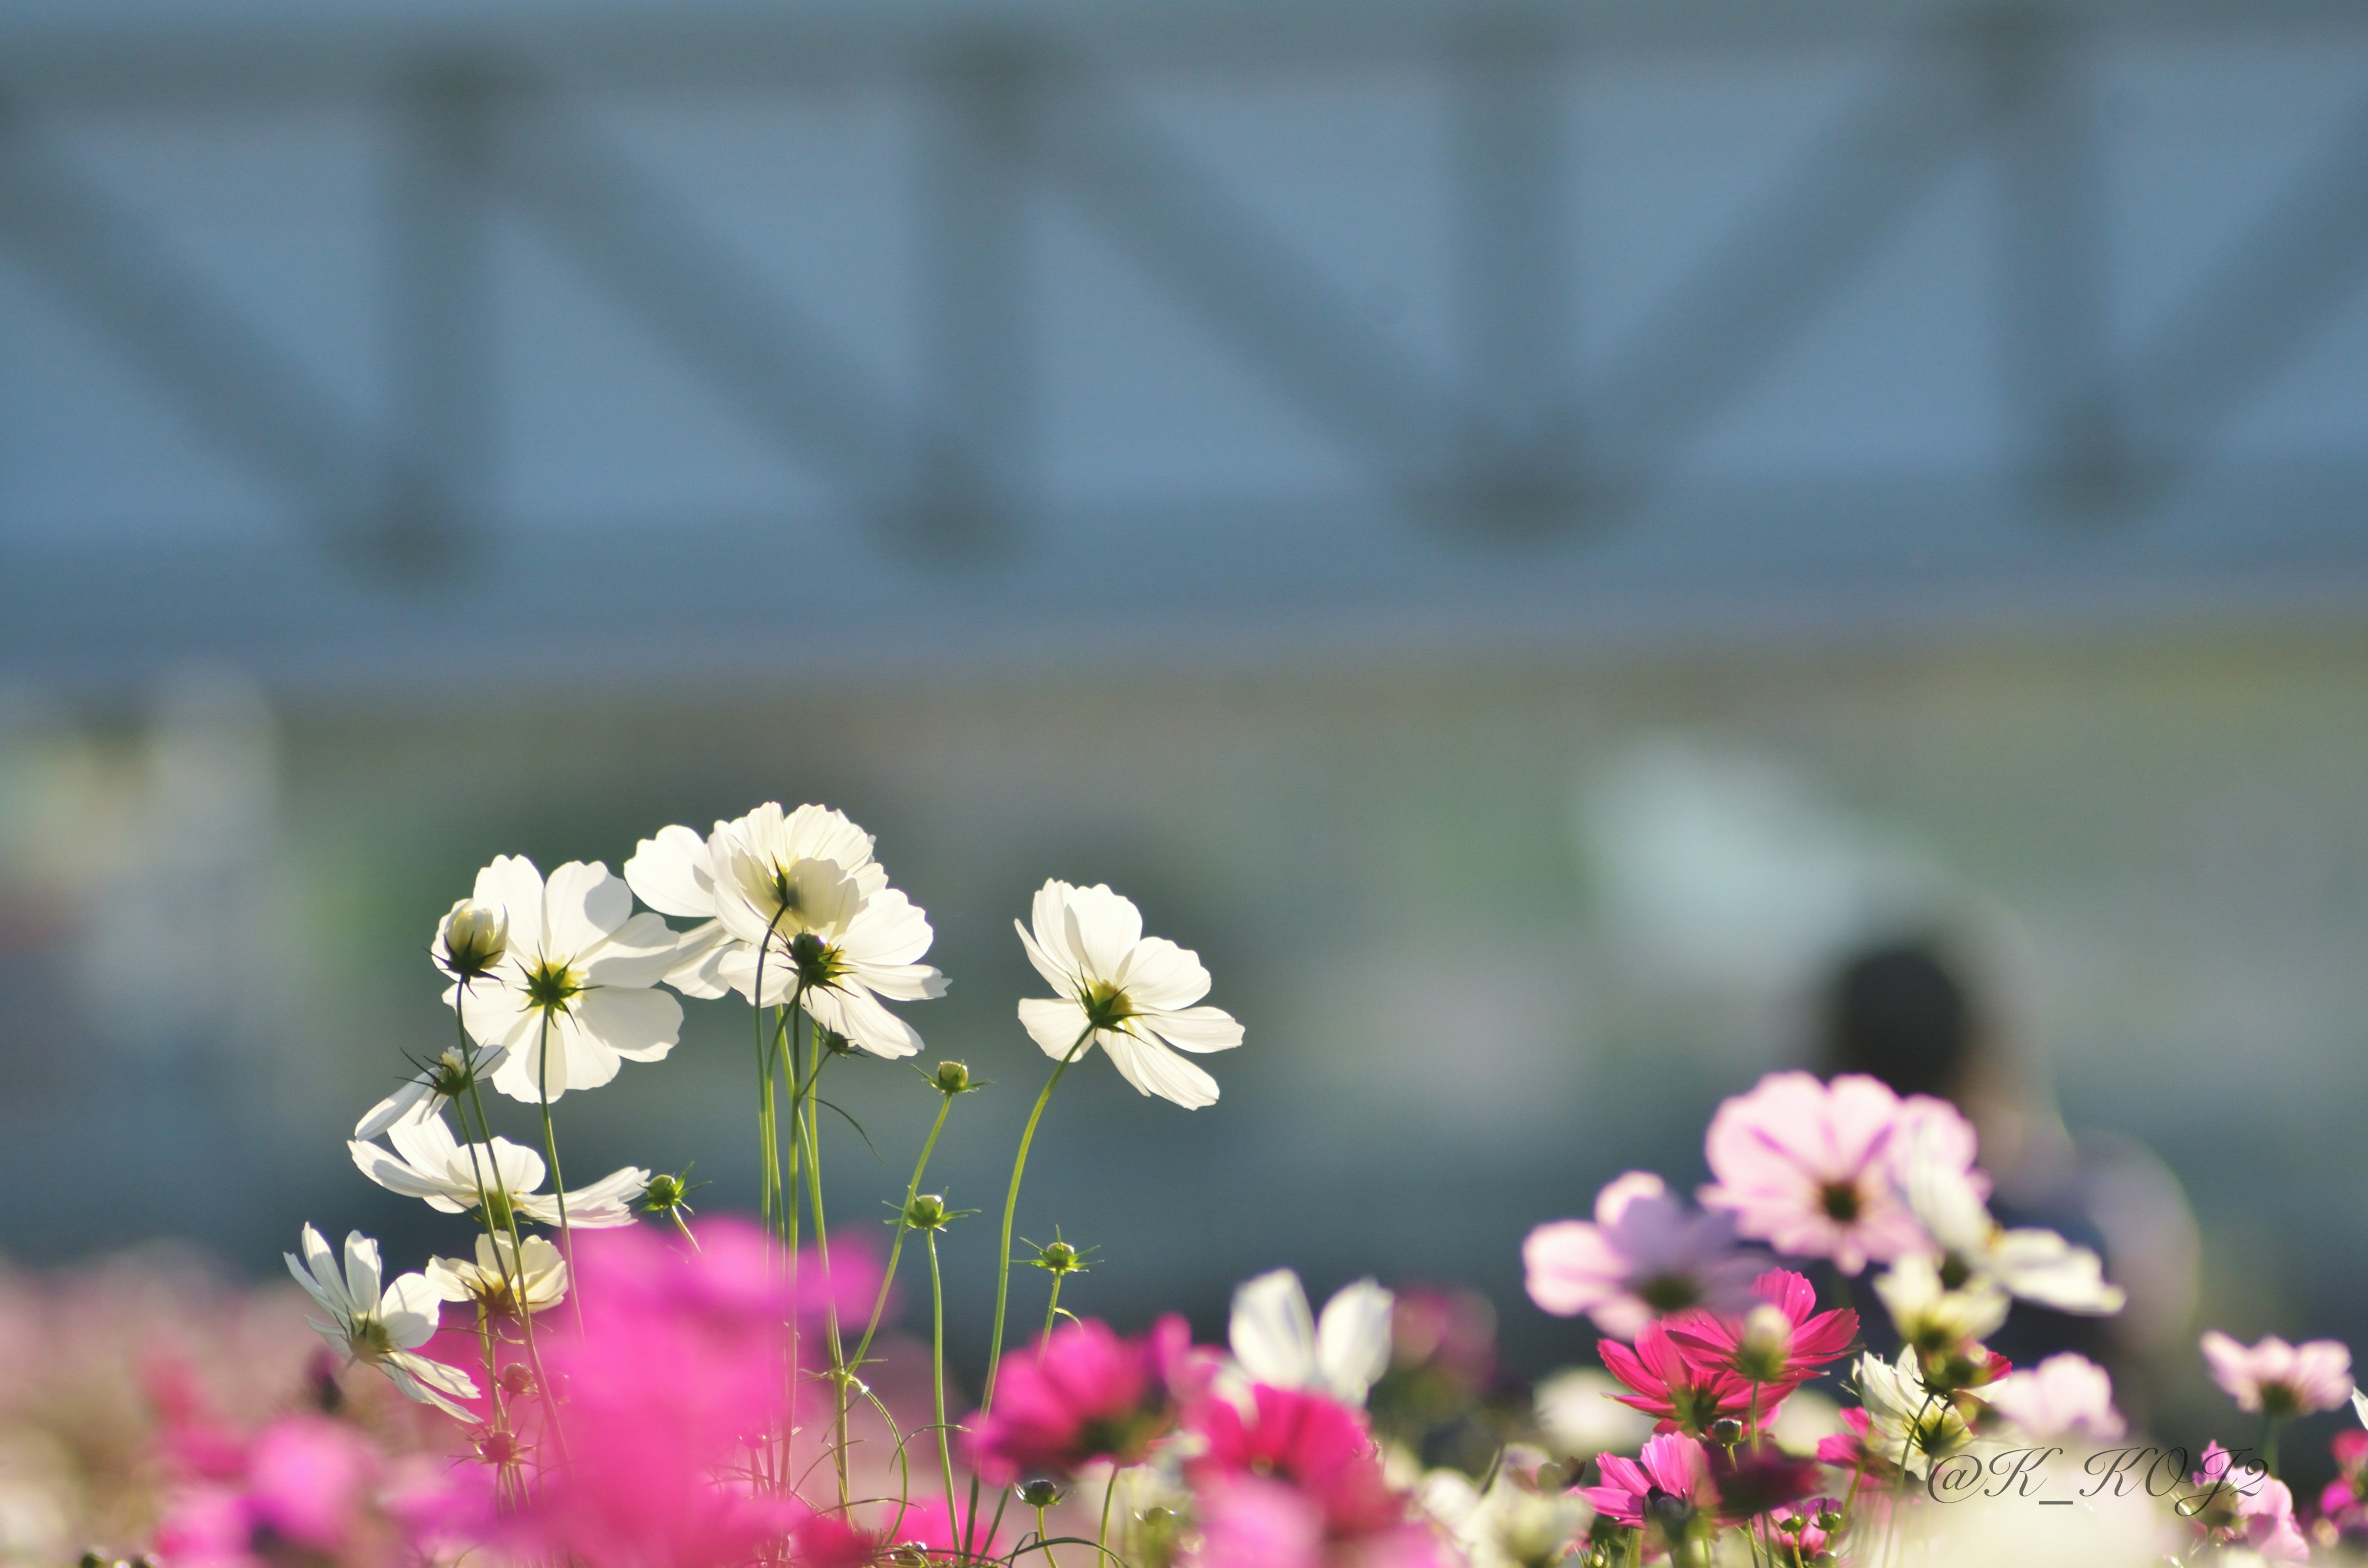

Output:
xmin=1186 ymin=1384 xmax=1447 ymax=1568
xmin=2200 ymin=1330 xmax=2355 ymax=1418
xmin=152 ymin=1416 xmax=382 ymax=1568
xmin=968 ymin=1315 xmax=1195 ymax=1485
xmin=1523 ymin=1173 xmax=1764 ymax=1340
xmin=2184 ymin=1442 xmax=2309 ymax=1562
xmin=1766 ymin=1500 xmax=1838 ymax=1558
xmin=1983 ymin=1353 xmax=2126 ymax=1442
xmin=511 ymin=1219 xmax=810 ymax=1568
xmin=2319 ymin=1430 xmax=2368 ymax=1543
xmin=1698 ymin=1073 xmax=1978 ymax=1275
xmin=1661 ymin=1269 xmax=1857 ymax=1389
xmin=880 ymin=1497 xmax=1010 ymax=1563
xmin=1583 ymin=1432 xmax=1717 ymax=1530
xmin=1600 ymin=1321 xmax=1786 ymax=1437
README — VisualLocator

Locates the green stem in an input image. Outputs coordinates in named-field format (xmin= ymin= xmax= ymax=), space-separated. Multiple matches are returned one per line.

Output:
xmin=852 ymin=1090 xmax=956 ymax=1373
xmin=796 ymin=1033 xmax=852 ymax=1508
xmin=927 ymin=1230 xmax=961 ymax=1531
xmin=1042 ymin=1275 xmax=1066 ymax=1351
xmin=532 ymin=1011 xmax=579 ymax=1336
xmin=1097 ymin=1469 xmax=1118 ymax=1558
xmin=982 ymin=1028 xmax=1095 ymax=1416
xmin=1034 ymin=1509 xmax=1059 ymax=1568
xmin=2263 ymin=1413 xmax=2282 ymax=1480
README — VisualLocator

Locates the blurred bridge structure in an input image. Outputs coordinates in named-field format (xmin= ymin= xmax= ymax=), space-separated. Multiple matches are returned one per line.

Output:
xmin=1 ymin=0 xmax=2365 ymax=686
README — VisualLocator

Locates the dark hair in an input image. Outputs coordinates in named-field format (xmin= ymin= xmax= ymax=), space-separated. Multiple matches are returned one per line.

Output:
xmin=1820 ymin=938 xmax=1976 ymax=1100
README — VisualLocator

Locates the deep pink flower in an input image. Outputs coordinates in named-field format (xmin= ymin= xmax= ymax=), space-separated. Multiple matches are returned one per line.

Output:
xmin=1584 ymin=1433 xmax=1717 ymax=1530
xmin=878 ymin=1498 xmax=1009 ymax=1562
xmin=1698 ymin=1073 xmax=1978 ymax=1275
xmin=1661 ymin=1269 xmax=1856 ymax=1388
xmin=152 ymin=1416 xmax=381 ymax=1568
xmin=2200 ymin=1331 xmax=2354 ymax=1418
xmin=2184 ymin=1442 xmax=2309 ymax=1562
xmin=968 ymin=1315 xmax=1194 ymax=1485
xmin=1524 ymin=1173 xmax=1764 ymax=1340
xmin=1600 ymin=1321 xmax=1786 ymax=1437
xmin=511 ymin=1219 xmax=814 ymax=1568
xmin=2320 ymin=1431 xmax=2368 ymax=1540
xmin=1186 ymin=1384 xmax=1446 ymax=1568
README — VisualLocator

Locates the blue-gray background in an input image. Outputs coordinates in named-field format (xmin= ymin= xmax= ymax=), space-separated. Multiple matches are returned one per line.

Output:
xmin=2 ymin=0 xmax=2366 ymax=1469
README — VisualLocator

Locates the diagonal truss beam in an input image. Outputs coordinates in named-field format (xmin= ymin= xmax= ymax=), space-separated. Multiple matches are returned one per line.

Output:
xmin=0 ymin=96 xmax=411 ymax=563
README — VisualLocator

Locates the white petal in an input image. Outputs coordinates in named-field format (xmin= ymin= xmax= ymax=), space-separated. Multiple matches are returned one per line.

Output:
xmin=1141 ymin=1004 xmax=1242 ymax=1055
xmin=471 ymin=856 xmax=548 ymax=954
xmin=1989 ymin=1229 xmax=2126 ymax=1315
xmin=545 ymin=860 xmax=630 ymax=953
xmin=385 ymin=1354 xmax=478 ymax=1419
xmin=380 ymin=1272 xmax=445 ymax=1348
xmin=1027 ymin=882 xmax=1081 ymax=978
xmin=1018 ymin=996 xmax=1091 ymax=1060
xmin=1100 ymin=1032 xmax=1219 ymax=1109
xmin=581 ymin=911 xmax=682 ymax=987
xmin=1064 ymin=884 xmax=1143 ymax=985
xmin=350 ymin=1139 xmax=471 ymax=1212
xmin=1315 ymin=1279 xmax=1396 ymax=1404
xmin=623 ymin=824 xmax=717 ymax=919
xmin=288 ymin=1225 xmax=346 ymax=1315
xmin=574 ymin=985 xmax=681 ymax=1064
xmin=814 ymin=983 xmax=923 ymax=1060
xmin=1230 ymin=1270 xmax=1318 ymax=1388
xmin=342 ymin=1233 xmax=383 ymax=1315
xmin=843 ymin=887 xmax=936 ymax=969
xmin=847 ymin=956 xmax=948 ymax=1003
xmin=353 ymin=1077 xmax=432 ymax=1141
xmin=663 ymin=921 xmax=740 ymax=998
xmin=1115 ymin=936 xmax=1211 ymax=1012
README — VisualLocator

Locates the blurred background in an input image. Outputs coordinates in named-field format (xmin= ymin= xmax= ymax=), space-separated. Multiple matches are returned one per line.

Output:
xmin=2 ymin=0 xmax=2367 ymax=1496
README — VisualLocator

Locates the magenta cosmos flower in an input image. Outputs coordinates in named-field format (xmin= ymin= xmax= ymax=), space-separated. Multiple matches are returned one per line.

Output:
xmin=1698 ymin=1072 xmax=1977 ymax=1275
xmin=1601 ymin=1321 xmax=1786 ymax=1436
xmin=1186 ymin=1384 xmax=1447 ymax=1568
xmin=2184 ymin=1442 xmax=2310 ymax=1562
xmin=1983 ymin=1352 xmax=2125 ymax=1442
xmin=1584 ymin=1432 xmax=1717 ymax=1530
xmin=968 ymin=1315 xmax=1196 ymax=1485
xmin=1524 ymin=1172 xmax=1763 ymax=1340
xmin=1661 ymin=1268 xmax=1857 ymax=1389
xmin=2200 ymin=1331 xmax=2355 ymax=1418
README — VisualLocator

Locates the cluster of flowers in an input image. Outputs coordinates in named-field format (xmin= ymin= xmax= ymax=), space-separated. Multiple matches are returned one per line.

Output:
xmin=117 ymin=798 xmax=2368 ymax=1568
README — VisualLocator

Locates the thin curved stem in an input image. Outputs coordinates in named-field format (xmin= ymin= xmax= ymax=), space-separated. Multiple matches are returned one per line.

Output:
xmin=981 ymin=1027 xmax=1095 ymax=1417
xmin=927 ymin=1229 xmax=961 ymax=1530
xmin=852 ymin=1090 xmax=955 ymax=1373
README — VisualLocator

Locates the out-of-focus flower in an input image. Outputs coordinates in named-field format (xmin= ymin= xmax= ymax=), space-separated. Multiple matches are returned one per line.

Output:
xmin=1187 ymin=1384 xmax=1447 ymax=1568
xmin=1814 ymin=1406 xmax=1893 ymax=1482
xmin=1854 ymin=1347 xmax=1979 ymax=1480
xmin=2201 ymin=1331 xmax=2355 ymax=1418
xmin=152 ymin=1415 xmax=382 ymax=1568
xmin=1523 ymin=1172 xmax=1762 ymax=1340
xmin=450 ymin=855 xmax=682 ymax=1102
xmin=634 ymin=803 xmax=949 ymax=1061
xmin=2318 ymin=1430 xmax=2368 ymax=1541
xmin=1229 ymin=1270 xmax=1395 ymax=1407
xmin=1583 ymin=1432 xmax=1716 ymax=1532
xmin=1896 ymin=1119 xmax=2124 ymax=1315
xmin=1699 ymin=1072 xmax=1976 ymax=1275
xmin=1661 ymin=1268 xmax=1857 ymax=1388
xmin=350 ymin=1113 xmax=649 ymax=1229
xmin=1014 ymin=881 xmax=1241 ymax=1109
xmin=1600 ymin=1321 xmax=1783 ymax=1437
xmin=283 ymin=1226 xmax=476 ymax=1419
xmin=1984 ymin=1353 xmax=2125 ymax=1443
xmin=1766 ymin=1500 xmax=1838 ymax=1559
xmin=512 ymin=1220 xmax=807 ymax=1568
xmin=1531 ymin=1368 xmax=1655 ymax=1460
xmin=425 ymin=1233 xmax=569 ymax=1323
xmin=968 ymin=1315 xmax=1193 ymax=1485
xmin=1419 ymin=1446 xmax=1590 ymax=1568
xmin=2182 ymin=1442 xmax=2309 ymax=1562
xmin=353 ymin=1043 xmax=511 ymax=1140
xmin=878 ymin=1496 xmax=1011 ymax=1563
xmin=1873 ymin=1253 xmax=2009 ymax=1357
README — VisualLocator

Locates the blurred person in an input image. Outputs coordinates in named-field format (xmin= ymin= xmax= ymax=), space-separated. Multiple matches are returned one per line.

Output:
xmin=1815 ymin=934 xmax=2200 ymax=1429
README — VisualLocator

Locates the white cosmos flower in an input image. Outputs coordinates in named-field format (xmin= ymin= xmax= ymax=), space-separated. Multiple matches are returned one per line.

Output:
xmin=625 ymin=803 xmax=947 ymax=1060
xmin=1014 ymin=880 xmax=1243 ymax=1109
xmin=450 ymin=856 xmax=682 ymax=1104
xmin=1897 ymin=1120 xmax=2126 ymax=1315
xmin=1856 ymin=1347 xmax=1984 ymax=1480
xmin=286 ymin=1225 xmax=478 ymax=1419
xmin=1874 ymin=1252 xmax=2010 ymax=1354
xmin=350 ymin=1113 xmax=649 ymax=1229
xmin=354 ymin=1044 xmax=511 ymax=1140
xmin=427 ymin=1233 xmax=569 ymax=1322
xmin=1229 ymin=1269 xmax=1396 ymax=1406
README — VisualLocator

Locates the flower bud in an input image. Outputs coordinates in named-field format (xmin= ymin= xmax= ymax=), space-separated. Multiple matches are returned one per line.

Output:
xmin=1018 ymin=1479 xmax=1064 ymax=1509
xmin=642 ymin=1173 xmax=690 ymax=1212
xmin=1813 ymin=1509 xmax=1842 ymax=1533
xmin=500 ymin=1363 xmax=538 ymax=1398
xmin=1038 ymin=1241 xmax=1083 ymax=1274
xmin=933 ymin=1061 xmax=972 ymax=1094
xmin=438 ymin=900 xmax=509 ymax=982
xmin=1708 ymin=1417 xmax=1744 ymax=1447
xmin=1735 ymin=1303 xmax=1794 ymax=1384
xmin=905 ymin=1193 xmax=950 ymax=1231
